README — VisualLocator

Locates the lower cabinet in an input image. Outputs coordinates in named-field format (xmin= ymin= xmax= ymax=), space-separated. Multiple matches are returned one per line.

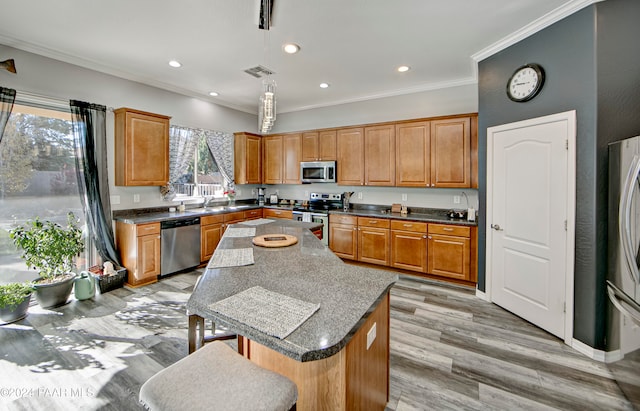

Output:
xmin=116 ymin=221 xmax=161 ymax=287
xmin=263 ymin=208 xmax=293 ymax=219
xmin=201 ymin=215 xmax=224 ymax=263
xmin=357 ymin=217 xmax=390 ymax=266
xmin=390 ymin=221 xmax=427 ymax=273
xmin=244 ymin=209 xmax=263 ymax=220
xmin=427 ymin=224 xmax=471 ymax=281
xmin=330 ymin=216 xmax=477 ymax=283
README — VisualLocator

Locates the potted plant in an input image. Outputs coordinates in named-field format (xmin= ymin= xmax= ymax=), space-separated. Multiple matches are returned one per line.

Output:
xmin=0 ymin=282 xmax=34 ymax=324
xmin=9 ymin=212 xmax=85 ymax=308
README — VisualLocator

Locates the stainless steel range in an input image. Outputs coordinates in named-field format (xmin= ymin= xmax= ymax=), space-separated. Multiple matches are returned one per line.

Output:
xmin=292 ymin=192 xmax=343 ymax=246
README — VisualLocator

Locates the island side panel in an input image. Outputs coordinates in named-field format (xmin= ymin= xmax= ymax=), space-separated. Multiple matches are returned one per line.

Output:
xmin=243 ymin=290 xmax=391 ymax=411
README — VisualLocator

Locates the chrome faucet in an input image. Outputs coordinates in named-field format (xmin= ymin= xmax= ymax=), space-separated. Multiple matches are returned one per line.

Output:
xmin=203 ymin=196 xmax=215 ymax=209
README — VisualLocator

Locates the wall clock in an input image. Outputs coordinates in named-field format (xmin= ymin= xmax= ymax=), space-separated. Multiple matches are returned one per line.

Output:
xmin=506 ymin=63 xmax=545 ymax=102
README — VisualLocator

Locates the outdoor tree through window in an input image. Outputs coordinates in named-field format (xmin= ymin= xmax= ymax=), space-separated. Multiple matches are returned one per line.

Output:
xmin=0 ymin=104 xmax=88 ymax=284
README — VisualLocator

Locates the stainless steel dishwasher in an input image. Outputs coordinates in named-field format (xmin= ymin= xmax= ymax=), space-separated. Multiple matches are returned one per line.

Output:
xmin=160 ymin=217 xmax=201 ymax=276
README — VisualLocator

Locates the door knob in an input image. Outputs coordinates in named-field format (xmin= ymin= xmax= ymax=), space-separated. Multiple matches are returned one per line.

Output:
xmin=491 ymin=224 xmax=503 ymax=231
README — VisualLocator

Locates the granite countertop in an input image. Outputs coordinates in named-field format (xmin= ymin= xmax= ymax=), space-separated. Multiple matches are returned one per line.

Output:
xmin=113 ymin=204 xmax=263 ymax=224
xmin=331 ymin=207 xmax=478 ymax=226
xmin=186 ymin=219 xmax=398 ymax=362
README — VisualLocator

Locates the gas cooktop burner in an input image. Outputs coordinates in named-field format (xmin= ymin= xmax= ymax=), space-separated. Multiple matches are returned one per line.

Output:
xmin=295 ymin=192 xmax=344 ymax=214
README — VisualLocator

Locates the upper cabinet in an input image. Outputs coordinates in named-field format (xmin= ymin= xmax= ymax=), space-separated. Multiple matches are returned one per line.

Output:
xmin=430 ymin=117 xmax=471 ymax=188
xmin=234 ymin=132 xmax=262 ymax=184
xmin=263 ymin=134 xmax=302 ymax=184
xmin=364 ymin=125 xmax=395 ymax=186
xmin=395 ymin=121 xmax=431 ymax=187
xmin=114 ymin=108 xmax=170 ymax=186
xmin=337 ymin=128 xmax=365 ymax=185
xmin=302 ymin=130 xmax=337 ymax=161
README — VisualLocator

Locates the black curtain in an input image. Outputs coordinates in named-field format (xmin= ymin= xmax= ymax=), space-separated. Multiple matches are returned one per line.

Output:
xmin=70 ymin=100 xmax=121 ymax=266
xmin=0 ymin=87 xmax=16 ymax=144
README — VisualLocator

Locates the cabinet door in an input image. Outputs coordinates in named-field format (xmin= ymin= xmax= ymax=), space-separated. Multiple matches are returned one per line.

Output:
xmin=391 ymin=230 xmax=427 ymax=272
xmin=234 ymin=132 xmax=262 ymax=184
xmin=427 ymin=234 xmax=470 ymax=280
xmin=302 ymin=132 xmax=319 ymax=161
xmin=263 ymin=208 xmax=292 ymax=219
xmin=396 ymin=121 xmax=431 ymax=187
xmin=329 ymin=223 xmax=357 ymax=260
xmin=201 ymin=223 xmax=222 ymax=262
xmin=431 ymin=117 xmax=471 ymax=187
xmin=337 ymin=128 xmax=364 ymax=185
xmin=115 ymin=108 xmax=170 ymax=186
xmin=318 ymin=130 xmax=337 ymax=160
xmin=283 ymin=133 xmax=302 ymax=184
xmin=137 ymin=234 xmax=160 ymax=281
xmin=358 ymin=226 xmax=390 ymax=266
xmin=364 ymin=125 xmax=395 ymax=186
xmin=263 ymin=135 xmax=283 ymax=184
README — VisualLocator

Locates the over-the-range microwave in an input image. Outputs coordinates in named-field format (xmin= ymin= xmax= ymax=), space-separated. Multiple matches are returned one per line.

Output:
xmin=300 ymin=161 xmax=336 ymax=183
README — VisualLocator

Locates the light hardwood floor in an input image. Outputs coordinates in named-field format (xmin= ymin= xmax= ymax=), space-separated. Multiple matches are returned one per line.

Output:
xmin=0 ymin=271 xmax=635 ymax=410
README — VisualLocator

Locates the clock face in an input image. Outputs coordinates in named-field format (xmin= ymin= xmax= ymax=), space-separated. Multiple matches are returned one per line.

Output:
xmin=507 ymin=64 xmax=545 ymax=102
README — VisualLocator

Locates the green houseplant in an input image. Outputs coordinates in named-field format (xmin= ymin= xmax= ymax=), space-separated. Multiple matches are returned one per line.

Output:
xmin=9 ymin=212 xmax=85 ymax=308
xmin=0 ymin=282 xmax=35 ymax=323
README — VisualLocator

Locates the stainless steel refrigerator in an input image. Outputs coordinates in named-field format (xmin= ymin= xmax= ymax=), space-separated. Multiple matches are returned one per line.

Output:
xmin=608 ymin=136 xmax=640 ymax=409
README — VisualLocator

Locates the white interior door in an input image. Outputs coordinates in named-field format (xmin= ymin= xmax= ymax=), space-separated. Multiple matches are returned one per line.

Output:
xmin=487 ymin=111 xmax=576 ymax=341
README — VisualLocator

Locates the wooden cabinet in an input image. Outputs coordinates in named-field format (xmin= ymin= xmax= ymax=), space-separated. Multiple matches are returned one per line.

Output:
xmin=302 ymin=130 xmax=337 ymax=161
xmin=364 ymin=125 xmax=395 ymax=186
xmin=337 ymin=128 xmax=365 ymax=185
xmin=427 ymin=224 xmax=470 ymax=281
xmin=114 ymin=108 xmax=170 ymax=186
xmin=234 ymin=132 xmax=262 ymax=184
xmin=329 ymin=215 xmax=358 ymax=260
xmin=357 ymin=217 xmax=390 ymax=266
xmin=263 ymin=208 xmax=293 ymax=219
xmin=263 ymin=134 xmax=302 ymax=184
xmin=396 ymin=121 xmax=431 ymax=187
xmin=201 ymin=215 xmax=224 ymax=263
xmin=431 ymin=117 xmax=471 ymax=187
xmin=116 ymin=221 xmax=161 ymax=287
xmin=390 ymin=220 xmax=428 ymax=272
xmin=244 ymin=209 xmax=263 ymax=220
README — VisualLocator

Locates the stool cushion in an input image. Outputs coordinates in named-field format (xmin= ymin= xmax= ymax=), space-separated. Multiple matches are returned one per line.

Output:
xmin=139 ymin=341 xmax=297 ymax=411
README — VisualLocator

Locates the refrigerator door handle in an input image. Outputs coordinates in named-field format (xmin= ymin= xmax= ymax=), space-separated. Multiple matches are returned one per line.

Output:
xmin=607 ymin=280 xmax=640 ymax=326
xmin=619 ymin=154 xmax=640 ymax=285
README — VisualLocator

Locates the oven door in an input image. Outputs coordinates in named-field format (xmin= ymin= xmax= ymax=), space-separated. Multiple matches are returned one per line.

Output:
xmin=292 ymin=211 xmax=328 ymax=245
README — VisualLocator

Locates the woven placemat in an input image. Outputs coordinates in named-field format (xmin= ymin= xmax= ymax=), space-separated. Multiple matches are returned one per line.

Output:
xmin=209 ymin=286 xmax=320 ymax=339
xmin=240 ymin=218 xmax=275 ymax=226
xmin=207 ymin=248 xmax=254 ymax=269
xmin=223 ymin=227 xmax=256 ymax=238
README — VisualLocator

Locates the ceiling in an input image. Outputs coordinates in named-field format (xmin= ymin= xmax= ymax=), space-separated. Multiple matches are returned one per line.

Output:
xmin=0 ymin=0 xmax=592 ymax=115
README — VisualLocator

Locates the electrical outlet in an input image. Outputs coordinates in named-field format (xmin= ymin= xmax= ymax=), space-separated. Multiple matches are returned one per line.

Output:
xmin=111 ymin=195 xmax=121 ymax=205
xmin=236 ymin=189 xmax=242 ymax=196
xmin=367 ymin=322 xmax=377 ymax=350
xmin=304 ymin=190 xmax=309 ymax=198
xmin=453 ymin=195 xmax=460 ymax=204
xmin=251 ymin=188 xmax=256 ymax=195
xmin=133 ymin=194 xmax=140 ymax=203
xmin=402 ymin=193 xmax=407 ymax=201
xmin=358 ymin=192 xmax=363 ymax=200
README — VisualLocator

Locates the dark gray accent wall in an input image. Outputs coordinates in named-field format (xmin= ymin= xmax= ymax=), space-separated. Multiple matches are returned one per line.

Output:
xmin=478 ymin=0 xmax=640 ymax=350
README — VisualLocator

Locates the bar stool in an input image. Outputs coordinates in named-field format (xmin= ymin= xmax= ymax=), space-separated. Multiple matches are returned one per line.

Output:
xmin=139 ymin=341 xmax=297 ymax=411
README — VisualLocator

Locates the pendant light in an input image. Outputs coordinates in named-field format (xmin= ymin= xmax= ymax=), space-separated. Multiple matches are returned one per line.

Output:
xmin=258 ymin=0 xmax=276 ymax=133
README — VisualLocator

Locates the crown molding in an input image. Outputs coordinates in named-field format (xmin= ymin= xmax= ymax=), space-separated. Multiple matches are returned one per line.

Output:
xmin=472 ymin=0 xmax=603 ymax=63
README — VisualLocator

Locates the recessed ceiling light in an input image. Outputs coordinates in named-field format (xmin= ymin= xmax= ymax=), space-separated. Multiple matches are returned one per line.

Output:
xmin=208 ymin=91 xmax=219 ymax=97
xmin=283 ymin=43 xmax=300 ymax=54
xmin=168 ymin=60 xmax=182 ymax=68
xmin=319 ymin=83 xmax=330 ymax=89
xmin=397 ymin=65 xmax=410 ymax=73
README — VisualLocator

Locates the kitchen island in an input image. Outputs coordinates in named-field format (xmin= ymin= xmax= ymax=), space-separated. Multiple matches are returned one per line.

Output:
xmin=186 ymin=219 xmax=397 ymax=410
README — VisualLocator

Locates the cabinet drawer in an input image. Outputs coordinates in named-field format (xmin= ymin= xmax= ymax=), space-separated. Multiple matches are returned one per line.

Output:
xmin=428 ymin=224 xmax=470 ymax=237
xmin=224 ymin=211 xmax=245 ymax=223
xmin=390 ymin=220 xmax=427 ymax=233
xmin=201 ymin=214 xmax=224 ymax=226
xmin=263 ymin=208 xmax=293 ymax=219
xmin=244 ymin=209 xmax=263 ymax=219
xmin=330 ymin=214 xmax=357 ymax=225
xmin=357 ymin=217 xmax=390 ymax=229
xmin=137 ymin=222 xmax=160 ymax=236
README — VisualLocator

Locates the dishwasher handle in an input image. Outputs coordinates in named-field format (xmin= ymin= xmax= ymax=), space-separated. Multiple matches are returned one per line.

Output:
xmin=161 ymin=217 xmax=200 ymax=229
